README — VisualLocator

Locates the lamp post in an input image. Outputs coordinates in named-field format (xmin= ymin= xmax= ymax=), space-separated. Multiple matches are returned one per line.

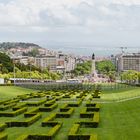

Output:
xmin=28 ymin=59 xmax=34 ymax=83
xmin=13 ymin=60 xmax=16 ymax=85
xmin=64 ymin=57 xmax=68 ymax=80
xmin=0 ymin=64 xmax=2 ymax=74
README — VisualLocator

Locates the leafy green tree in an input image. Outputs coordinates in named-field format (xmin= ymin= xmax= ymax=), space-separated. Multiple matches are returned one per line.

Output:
xmin=28 ymin=48 xmax=39 ymax=57
xmin=96 ymin=60 xmax=116 ymax=75
xmin=0 ymin=52 xmax=13 ymax=73
xmin=121 ymin=70 xmax=138 ymax=84
xmin=73 ymin=61 xmax=92 ymax=76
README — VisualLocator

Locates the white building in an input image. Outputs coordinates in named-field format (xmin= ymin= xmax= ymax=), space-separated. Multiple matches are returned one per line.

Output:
xmin=11 ymin=56 xmax=34 ymax=65
xmin=35 ymin=55 xmax=57 ymax=71
xmin=56 ymin=52 xmax=76 ymax=73
xmin=115 ymin=53 xmax=140 ymax=72
xmin=0 ymin=78 xmax=4 ymax=84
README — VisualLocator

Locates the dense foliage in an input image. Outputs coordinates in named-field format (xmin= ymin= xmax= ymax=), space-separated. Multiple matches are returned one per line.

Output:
xmin=121 ymin=70 xmax=139 ymax=84
xmin=0 ymin=52 xmax=61 ymax=80
xmin=96 ymin=60 xmax=116 ymax=81
xmin=72 ymin=61 xmax=92 ymax=76
xmin=22 ymin=48 xmax=40 ymax=57
xmin=0 ymin=42 xmax=40 ymax=50
xmin=0 ymin=52 xmax=13 ymax=73
xmin=96 ymin=60 xmax=116 ymax=74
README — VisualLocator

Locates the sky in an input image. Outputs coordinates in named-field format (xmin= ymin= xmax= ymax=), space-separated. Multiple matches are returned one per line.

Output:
xmin=0 ymin=0 xmax=140 ymax=56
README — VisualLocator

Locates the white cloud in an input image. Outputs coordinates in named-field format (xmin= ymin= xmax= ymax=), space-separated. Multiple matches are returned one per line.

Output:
xmin=0 ymin=0 xmax=140 ymax=29
xmin=0 ymin=0 xmax=140 ymax=48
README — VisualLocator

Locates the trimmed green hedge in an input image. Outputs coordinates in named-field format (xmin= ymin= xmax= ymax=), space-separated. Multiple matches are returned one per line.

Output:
xmin=68 ymin=100 xmax=82 ymax=107
xmin=79 ymin=107 xmax=99 ymax=128
xmin=0 ymin=133 xmax=8 ymax=140
xmin=68 ymin=124 xmax=80 ymax=135
xmin=12 ymin=103 xmax=27 ymax=111
xmin=0 ymin=100 xmax=10 ymax=105
xmin=47 ymin=123 xmax=62 ymax=137
xmin=39 ymin=103 xmax=58 ymax=112
xmin=0 ymin=124 xmax=7 ymax=132
xmin=42 ymin=113 xmax=56 ymax=126
xmin=4 ymin=99 xmax=19 ymax=105
xmin=77 ymin=112 xmax=99 ymax=128
xmin=16 ymin=135 xmax=28 ymax=140
xmin=6 ymin=113 xmax=41 ymax=127
xmin=24 ymin=107 xmax=39 ymax=117
xmin=56 ymin=108 xmax=74 ymax=118
xmin=16 ymin=123 xmax=62 ymax=140
xmin=68 ymin=124 xmax=97 ymax=140
xmin=0 ymin=107 xmax=27 ymax=117
xmin=27 ymin=99 xmax=47 ymax=106
xmin=0 ymin=103 xmax=16 ymax=111
xmin=44 ymin=99 xmax=56 ymax=106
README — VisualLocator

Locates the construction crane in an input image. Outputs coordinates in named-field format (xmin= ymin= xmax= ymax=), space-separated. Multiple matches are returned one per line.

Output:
xmin=120 ymin=47 xmax=127 ymax=54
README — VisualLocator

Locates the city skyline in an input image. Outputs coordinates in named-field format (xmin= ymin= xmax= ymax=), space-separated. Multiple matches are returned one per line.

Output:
xmin=0 ymin=0 xmax=140 ymax=56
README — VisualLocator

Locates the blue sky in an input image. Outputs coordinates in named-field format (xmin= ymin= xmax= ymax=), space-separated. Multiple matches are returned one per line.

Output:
xmin=0 ymin=0 xmax=140 ymax=55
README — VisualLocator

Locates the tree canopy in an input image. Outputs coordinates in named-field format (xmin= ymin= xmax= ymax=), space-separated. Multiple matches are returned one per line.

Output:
xmin=0 ymin=52 xmax=13 ymax=73
xmin=72 ymin=61 xmax=92 ymax=76
xmin=96 ymin=60 xmax=116 ymax=75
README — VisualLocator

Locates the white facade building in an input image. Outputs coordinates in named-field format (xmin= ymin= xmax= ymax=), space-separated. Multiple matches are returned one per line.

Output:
xmin=116 ymin=53 xmax=140 ymax=72
xmin=35 ymin=55 xmax=57 ymax=71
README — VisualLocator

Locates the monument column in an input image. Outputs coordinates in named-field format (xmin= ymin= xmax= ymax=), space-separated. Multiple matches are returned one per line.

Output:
xmin=91 ymin=53 xmax=96 ymax=77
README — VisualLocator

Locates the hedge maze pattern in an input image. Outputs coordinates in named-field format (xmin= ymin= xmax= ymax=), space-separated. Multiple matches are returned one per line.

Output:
xmin=0 ymin=89 xmax=101 ymax=140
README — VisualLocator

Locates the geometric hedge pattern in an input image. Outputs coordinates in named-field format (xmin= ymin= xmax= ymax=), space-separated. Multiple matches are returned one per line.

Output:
xmin=0 ymin=90 xmax=101 ymax=140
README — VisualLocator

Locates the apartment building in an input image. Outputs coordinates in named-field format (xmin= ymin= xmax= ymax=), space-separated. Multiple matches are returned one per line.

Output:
xmin=56 ymin=52 xmax=76 ymax=73
xmin=35 ymin=55 xmax=57 ymax=71
xmin=115 ymin=53 xmax=140 ymax=72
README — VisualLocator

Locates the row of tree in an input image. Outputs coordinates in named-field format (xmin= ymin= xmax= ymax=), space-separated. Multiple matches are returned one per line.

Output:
xmin=121 ymin=70 xmax=140 ymax=84
xmin=0 ymin=70 xmax=61 ymax=80
xmin=0 ymin=52 xmax=61 ymax=80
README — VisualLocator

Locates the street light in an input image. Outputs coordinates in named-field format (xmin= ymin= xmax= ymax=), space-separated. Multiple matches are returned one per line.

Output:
xmin=13 ymin=60 xmax=16 ymax=85
xmin=0 ymin=64 xmax=2 ymax=74
xmin=28 ymin=59 xmax=34 ymax=83
xmin=64 ymin=57 xmax=68 ymax=80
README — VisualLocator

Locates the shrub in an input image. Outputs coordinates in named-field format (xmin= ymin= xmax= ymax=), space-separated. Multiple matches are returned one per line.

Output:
xmin=68 ymin=100 xmax=82 ymax=107
xmin=12 ymin=103 xmax=27 ymax=111
xmin=0 ymin=107 xmax=27 ymax=117
xmin=6 ymin=113 xmax=41 ymax=127
xmin=16 ymin=123 xmax=62 ymax=140
xmin=0 ymin=100 xmax=10 ymax=105
xmin=0 ymin=103 xmax=16 ymax=111
xmin=24 ymin=108 xmax=39 ymax=117
xmin=16 ymin=135 xmax=28 ymax=140
xmin=0 ymin=133 xmax=8 ymax=140
xmin=27 ymin=99 xmax=47 ymax=106
xmin=47 ymin=123 xmax=62 ymax=137
xmin=44 ymin=99 xmax=56 ymax=106
xmin=39 ymin=103 xmax=58 ymax=112
xmin=42 ymin=113 xmax=56 ymax=126
xmin=56 ymin=108 xmax=74 ymax=118
xmin=68 ymin=124 xmax=80 ymax=135
xmin=0 ymin=124 xmax=7 ymax=132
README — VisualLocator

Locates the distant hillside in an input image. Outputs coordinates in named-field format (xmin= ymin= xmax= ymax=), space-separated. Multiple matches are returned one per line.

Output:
xmin=0 ymin=42 xmax=42 ymax=50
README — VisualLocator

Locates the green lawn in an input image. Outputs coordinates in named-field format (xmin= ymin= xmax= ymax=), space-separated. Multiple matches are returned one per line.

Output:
xmin=101 ymin=87 xmax=140 ymax=101
xmin=0 ymin=86 xmax=37 ymax=99
xmin=93 ymin=98 xmax=140 ymax=140
xmin=0 ymin=85 xmax=140 ymax=139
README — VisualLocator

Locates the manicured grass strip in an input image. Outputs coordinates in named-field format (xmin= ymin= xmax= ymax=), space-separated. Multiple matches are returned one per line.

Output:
xmin=0 ymin=133 xmax=8 ymax=140
xmin=0 ymin=86 xmax=37 ymax=99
